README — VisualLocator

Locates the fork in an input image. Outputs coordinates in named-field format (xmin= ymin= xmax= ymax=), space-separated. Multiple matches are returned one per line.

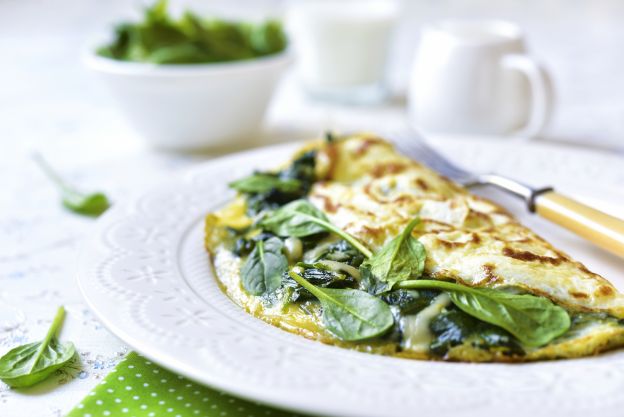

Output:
xmin=389 ymin=131 xmax=624 ymax=259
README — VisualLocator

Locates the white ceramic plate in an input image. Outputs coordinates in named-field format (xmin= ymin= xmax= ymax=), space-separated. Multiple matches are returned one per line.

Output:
xmin=78 ymin=137 xmax=624 ymax=417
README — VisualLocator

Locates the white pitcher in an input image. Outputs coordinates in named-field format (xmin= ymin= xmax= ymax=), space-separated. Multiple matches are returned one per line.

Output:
xmin=408 ymin=20 xmax=554 ymax=138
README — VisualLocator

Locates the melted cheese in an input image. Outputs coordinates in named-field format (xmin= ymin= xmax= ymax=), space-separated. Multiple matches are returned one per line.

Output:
xmin=401 ymin=293 xmax=451 ymax=352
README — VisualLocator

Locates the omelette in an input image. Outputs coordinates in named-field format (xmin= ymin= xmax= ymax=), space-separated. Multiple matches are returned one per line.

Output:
xmin=204 ymin=133 xmax=624 ymax=362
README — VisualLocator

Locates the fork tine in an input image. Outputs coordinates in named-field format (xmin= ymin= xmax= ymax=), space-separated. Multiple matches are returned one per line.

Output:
xmin=387 ymin=130 xmax=475 ymax=183
xmin=401 ymin=139 xmax=450 ymax=169
xmin=390 ymin=132 xmax=449 ymax=168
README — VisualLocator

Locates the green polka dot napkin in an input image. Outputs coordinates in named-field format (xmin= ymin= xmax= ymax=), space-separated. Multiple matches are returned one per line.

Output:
xmin=67 ymin=352 xmax=305 ymax=417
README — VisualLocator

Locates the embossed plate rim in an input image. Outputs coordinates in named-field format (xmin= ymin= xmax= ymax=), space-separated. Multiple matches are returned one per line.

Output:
xmin=78 ymin=137 xmax=624 ymax=417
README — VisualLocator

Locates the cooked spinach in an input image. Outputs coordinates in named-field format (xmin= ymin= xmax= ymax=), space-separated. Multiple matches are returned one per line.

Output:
xmin=299 ymin=233 xmax=331 ymax=252
xmin=556 ymin=312 xmax=619 ymax=342
xmin=233 ymin=238 xmax=255 ymax=257
xmin=377 ymin=289 xmax=442 ymax=345
xmin=570 ymin=312 xmax=613 ymax=326
xmin=297 ymin=263 xmax=357 ymax=287
xmin=362 ymin=217 xmax=426 ymax=294
xmin=229 ymin=174 xmax=301 ymax=194
xmin=380 ymin=289 xmax=440 ymax=315
xmin=397 ymin=279 xmax=571 ymax=347
xmin=97 ymin=0 xmax=287 ymax=64
xmin=309 ymin=240 xmax=365 ymax=267
xmin=33 ymin=153 xmax=110 ymax=217
xmin=284 ymin=263 xmax=357 ymax=302
xmin=242 ymin=151 xmax=317 ymax=216
xmin=279 ymin=151 xmax=316 ymax=191
xmin=288 ymin=271 xmax=393 ymax=341
xmin=240 ymin=237 xmax=288 ymax=296
xmin=232 ymin=232 xmax=275 ymax=257
xmin=261 ymin=200 xmax=373 ymax=258
xmin=0 ymin=306 xmax=75 ymax=388
xmin=429 ymin=308 xmax=523 ymax=356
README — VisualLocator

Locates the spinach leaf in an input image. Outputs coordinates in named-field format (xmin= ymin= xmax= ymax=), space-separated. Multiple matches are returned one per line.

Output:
xmin=259 ymin=199 xmax=328 ymax=236
xmin=283 ymin=263 xmax=357 ymax=302
xmin=97 ymin=0 xmax=287 ymax=64
xmin=233 ymin=238 xmax=255 ymax=257
xmin=249 ymin=20 xmax=287 ymax=55
xmin=429 ymin=308 xmax=523 ymax=357
xmin=309 ymin=240 xmax=365 ymax=267
xmin=261 ymin=200 xmax=373 ymax=258
xmin=397 ymin=279 xmax=571 ymax=347
xmin=60 ymin=192 xmax=110 ymax=217
xmin=360 ymin=265 xmax=391 ymax=295
xmin=180 ymin=15 xmax=254 ymax=62
xmin=295 ymin=263 xmax=357 ymax=288
xmin=278 ymin=150 xmax=316 ymax=190
xmin=244 ymin=151 xmax=317 ymax=216
xmin=241 ymin=237 xmax=288 ymax=295
xmin=288 ymin=271 xmax=393 ymax=341
xmin=378 ymin=289 xmax=441 ymax=345
xmin=33 ymin=153 xmax=110 ymax=217
xmin=229 ymin=174 xmax=302 ymax=194
xmin=232 ymin=232 xmax=275 ymax=257
xmin=0 ymin=306 xmax=75 ymax=388
xmin=380 ymin=289 xmax=440 ymax=315
xmin=363 ymin=217 xmax=425 ymax=293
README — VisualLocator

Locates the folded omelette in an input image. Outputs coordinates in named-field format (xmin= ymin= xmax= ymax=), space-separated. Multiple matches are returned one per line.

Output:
xmin=205 ymin=134 xmax=624 ymax=362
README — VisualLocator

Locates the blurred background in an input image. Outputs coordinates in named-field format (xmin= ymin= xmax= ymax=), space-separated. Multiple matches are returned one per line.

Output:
xmin=1 ymin=0 xmax=623 ymax=158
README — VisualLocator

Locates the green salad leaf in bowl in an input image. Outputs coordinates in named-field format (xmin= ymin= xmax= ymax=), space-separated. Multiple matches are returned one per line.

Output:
xmin=97 ymin=0 xmax=288 ymax=64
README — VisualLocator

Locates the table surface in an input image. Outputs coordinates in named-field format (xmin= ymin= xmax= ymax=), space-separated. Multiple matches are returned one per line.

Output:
xmin=1 ymin=1 xmax=623 ymax=416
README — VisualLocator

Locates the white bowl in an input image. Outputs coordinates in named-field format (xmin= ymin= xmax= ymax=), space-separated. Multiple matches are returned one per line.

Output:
xmin=85 ymin=51 xmax=291 ymax=151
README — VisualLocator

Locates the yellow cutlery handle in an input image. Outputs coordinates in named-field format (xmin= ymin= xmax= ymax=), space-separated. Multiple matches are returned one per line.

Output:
xmin=535 ymin=191 xmax=624 ymax=258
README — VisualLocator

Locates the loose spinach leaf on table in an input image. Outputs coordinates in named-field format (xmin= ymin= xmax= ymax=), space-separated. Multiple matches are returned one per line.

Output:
xmin=241 ymin=237 xmax=288 ymax=295
xmin=260 ymin=200 xmax=373 ymax=258
xmin=60 ymin=192 xmax=110 ymax=217
xmin=362 ymin=217 xmax=426 ymax=294
xmin=397 ymin=280 xmax=571 ymax=347
xmin=0 ymin=306 xmax=75 ymax=388
xmin=229 ymin=174 xmax=301 ymax=194
xmin=33 ymin=153 xmax=110 ymax=217
xmin=288 ymin=271 xmax=393 ymax=341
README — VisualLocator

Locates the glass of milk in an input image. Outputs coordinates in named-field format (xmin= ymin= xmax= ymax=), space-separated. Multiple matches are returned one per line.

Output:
xmin=287 ymin=0 xmax=398 ymax=104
